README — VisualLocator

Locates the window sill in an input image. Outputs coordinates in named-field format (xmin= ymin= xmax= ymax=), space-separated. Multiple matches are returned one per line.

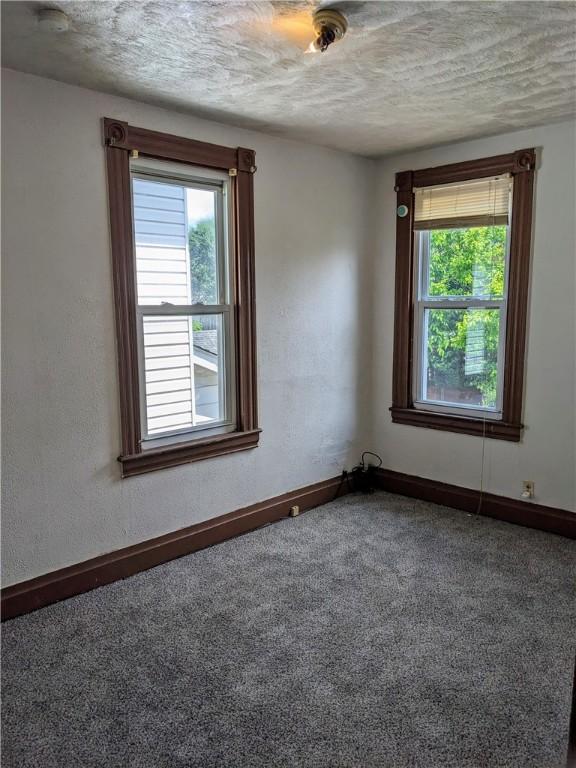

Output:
xmin=119 ymin=428 xmax=261 ymax=478
xmin=390 ymin=407 xmax=522 ymax=442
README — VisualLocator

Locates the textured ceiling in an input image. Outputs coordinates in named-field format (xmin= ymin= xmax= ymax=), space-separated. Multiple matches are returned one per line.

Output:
xmin=2 ymin=1 xmax=576 ymax=156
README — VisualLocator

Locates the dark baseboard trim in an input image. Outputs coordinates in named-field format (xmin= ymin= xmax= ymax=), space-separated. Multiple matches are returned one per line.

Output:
xmin=375 ymin=468 xmax=576 ymax=539
xmin=5 ymin=468 xmax=573 ymax=621
xmin=1 ymin=475 xmax=348 ymax=621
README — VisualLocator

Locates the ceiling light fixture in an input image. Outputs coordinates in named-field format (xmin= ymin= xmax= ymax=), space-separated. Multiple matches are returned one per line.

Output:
xmin=37 ymin=8 xmax=70 ymax=33
xmin=308 ymin=8 xmax=348 ymax=53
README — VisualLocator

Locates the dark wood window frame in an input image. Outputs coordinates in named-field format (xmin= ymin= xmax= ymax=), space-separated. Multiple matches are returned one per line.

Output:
xmin=391 ymin=148 xmax=536 ymax=442
xmin=103 ymin=118 xmax=259 ymax=477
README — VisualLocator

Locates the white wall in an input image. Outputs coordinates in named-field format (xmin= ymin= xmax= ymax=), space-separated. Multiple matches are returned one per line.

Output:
xmin=2 ymin=70 xmax=574 ymax=588
xmin=1 ymin=69 xmax=375 ymax=585
xmin=371 ymin=121 xmax=576 ymax=512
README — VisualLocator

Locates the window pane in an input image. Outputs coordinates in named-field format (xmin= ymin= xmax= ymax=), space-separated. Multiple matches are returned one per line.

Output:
xmin=187 ymin=189 xmax=218 ymax=305
xmin=426 ymin=225 xmax=506 ymax=298
xmin=133 ymin=178 xmax=218 ymax=305
xmin=142 ymin=314 xmax=226 ymax=437
xmin=423 ymin=308 xmax=500 ymax=409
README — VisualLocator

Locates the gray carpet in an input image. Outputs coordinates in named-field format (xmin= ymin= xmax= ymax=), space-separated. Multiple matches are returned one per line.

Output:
xmin=2 ymin=491 xmax=576 ymax=768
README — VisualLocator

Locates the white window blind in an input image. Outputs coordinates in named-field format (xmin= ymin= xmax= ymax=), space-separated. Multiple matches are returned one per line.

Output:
xmin=414 ymin=175 xmax=512 ymax=230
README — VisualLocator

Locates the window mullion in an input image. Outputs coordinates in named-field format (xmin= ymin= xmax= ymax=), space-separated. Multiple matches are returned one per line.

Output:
xmin=137 ymin=304 xmax=230 ymax=316
xmin=419 ymin=298 xmax=504 ymax=310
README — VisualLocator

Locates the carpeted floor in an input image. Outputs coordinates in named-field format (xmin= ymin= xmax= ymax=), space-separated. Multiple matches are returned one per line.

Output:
xmin=2 ymin=491 xmax=576 ymax=768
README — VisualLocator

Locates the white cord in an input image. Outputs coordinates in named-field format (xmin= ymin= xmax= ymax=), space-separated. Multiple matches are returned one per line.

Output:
xmin=475 ymin=181 xmax=500 ymax=515
xmin=476 ymin=416 xmax=486 ymax=515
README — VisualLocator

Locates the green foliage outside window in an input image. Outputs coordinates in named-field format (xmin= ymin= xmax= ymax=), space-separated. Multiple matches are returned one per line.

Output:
xmin=189 ymin=219 xmax=217 ymax=305
xmin=426 ymin=226 xmax=506 ymax=407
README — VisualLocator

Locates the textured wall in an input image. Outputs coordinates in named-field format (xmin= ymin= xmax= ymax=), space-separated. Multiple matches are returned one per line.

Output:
xmin=1 ymin=69 xmax=375 ymax=585
xmin=3 ymin=69 xmax=574 ymax=588
xmin=371 ymin=120 xmax=576 ymax=511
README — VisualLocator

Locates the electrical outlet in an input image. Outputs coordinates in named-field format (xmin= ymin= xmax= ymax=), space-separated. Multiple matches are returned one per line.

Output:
xmin=289 ymin=505 xmax=300 ymax=517
xmin=522 ymin=481 xmax=534 ymax=499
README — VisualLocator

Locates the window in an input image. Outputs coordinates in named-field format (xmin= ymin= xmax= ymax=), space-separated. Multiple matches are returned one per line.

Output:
xmin=133 ymin=167 xmax=233 ymax=440
xmin=413 ymin=176 xmax=511 ymax=418
xmin=391 ymin=150 xmax=536 ymax=441
xmin=104 ymin=119 xmax=259 ymax=476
